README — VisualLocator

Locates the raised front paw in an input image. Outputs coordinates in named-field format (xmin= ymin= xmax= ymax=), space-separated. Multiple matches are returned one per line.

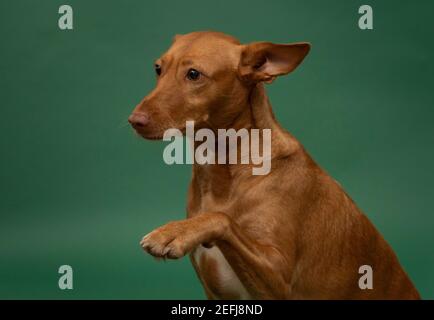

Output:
xmin=140 ymin=220 xmax=198 ymax=259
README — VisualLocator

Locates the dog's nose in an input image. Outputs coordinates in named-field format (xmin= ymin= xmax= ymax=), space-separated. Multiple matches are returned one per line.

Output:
xmin=128 ymin=113 xmax=149 ymax=128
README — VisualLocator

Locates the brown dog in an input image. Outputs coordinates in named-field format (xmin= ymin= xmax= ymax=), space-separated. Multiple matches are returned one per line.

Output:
xmin=129 ymin=31 xmax=420 ymax=299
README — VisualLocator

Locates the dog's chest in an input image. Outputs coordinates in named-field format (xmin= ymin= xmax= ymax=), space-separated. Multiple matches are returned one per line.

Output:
xmin=192 ymin=245 xmax=251 ymax=300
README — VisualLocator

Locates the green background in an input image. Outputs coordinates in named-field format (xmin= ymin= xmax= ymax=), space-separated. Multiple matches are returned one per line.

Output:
xmin=1 ymin=0 xmax=433 ymax=299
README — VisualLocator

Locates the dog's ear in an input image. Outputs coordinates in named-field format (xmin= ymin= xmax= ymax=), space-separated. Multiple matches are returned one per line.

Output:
xmin=172 ymin=34 xmax=184 ymax=43
xmin=238 ymin=42 xmax=310 ymax=83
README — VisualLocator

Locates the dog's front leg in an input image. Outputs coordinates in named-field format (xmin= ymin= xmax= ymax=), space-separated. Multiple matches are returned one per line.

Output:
xmin=140 ymin=212 xmax=291 ymax=299
xmin=140 ymin=212 xmax=229 ymax=259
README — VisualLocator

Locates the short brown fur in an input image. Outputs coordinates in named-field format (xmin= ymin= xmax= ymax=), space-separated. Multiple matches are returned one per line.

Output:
xmin=130 ymin=31 xmax=420 ymax=299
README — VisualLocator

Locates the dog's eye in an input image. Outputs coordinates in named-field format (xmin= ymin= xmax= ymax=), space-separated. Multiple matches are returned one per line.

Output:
xmin=155 ymin=64 xmax=162 ymax=76
xmin=186 ymin=69 xmax=201 ymax=81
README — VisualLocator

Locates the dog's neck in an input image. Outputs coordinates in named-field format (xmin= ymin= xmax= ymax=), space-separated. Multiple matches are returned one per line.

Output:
xmin=244 ymin=83 xmax=298 ymax=157
xmin=191 ymin=84 xmax=300 ymax=181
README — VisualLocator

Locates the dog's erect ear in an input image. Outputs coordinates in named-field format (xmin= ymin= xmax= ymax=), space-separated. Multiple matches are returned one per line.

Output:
xmin=238 ymin=42 xmax=311 ymax=83
xmin=172 ymin=34 xmax=184 ymax=43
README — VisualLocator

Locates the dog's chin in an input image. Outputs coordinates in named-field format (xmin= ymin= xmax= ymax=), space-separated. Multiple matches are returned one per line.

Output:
xmin=132 ymin=128 xmax=163 ymax=141
xmin=133 ymin=125 xmax=187 ymax=141
xmin=143 ymin=135 xmax=163 ymax=141
xmin=138 ymin=132 xmax=164 ymax=141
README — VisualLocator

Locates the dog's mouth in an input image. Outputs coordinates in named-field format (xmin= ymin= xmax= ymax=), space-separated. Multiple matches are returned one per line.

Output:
xmin=131 ymin=120 xmax=190 ymax=141
xmin=134 ymin=125 xmax=188 ymax=141
xmin=134 ymin=130 xmax=164 ymax=141
xmin=143 ymin=135 xmax=163 ymax=141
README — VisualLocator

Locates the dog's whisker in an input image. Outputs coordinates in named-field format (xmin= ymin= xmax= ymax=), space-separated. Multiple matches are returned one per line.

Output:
xmin=116 ymin=116 xmax=131 ymax=129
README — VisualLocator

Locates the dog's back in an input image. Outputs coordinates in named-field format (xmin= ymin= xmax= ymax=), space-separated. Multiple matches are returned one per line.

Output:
xmin=269 ymin=144 xmax=420 ymax=299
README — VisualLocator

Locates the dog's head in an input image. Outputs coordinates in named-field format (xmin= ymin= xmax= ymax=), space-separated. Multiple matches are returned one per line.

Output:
xmin=129 ymin=31 xmax=310 ymax=139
